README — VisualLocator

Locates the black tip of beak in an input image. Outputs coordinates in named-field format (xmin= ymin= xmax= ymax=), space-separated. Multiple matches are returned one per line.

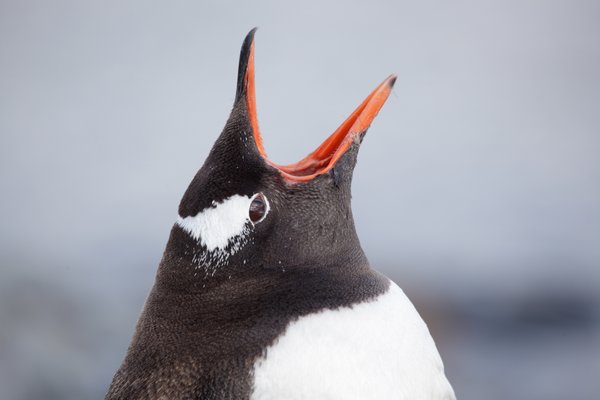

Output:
xmin=388 ymin=75 xmax=397 ymax=88
xmin=236 ymin=28 xmax=258 ymax=100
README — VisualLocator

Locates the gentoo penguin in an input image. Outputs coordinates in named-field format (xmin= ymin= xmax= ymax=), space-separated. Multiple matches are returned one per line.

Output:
xmin=107 ymin=29 xmax=455 ymax=400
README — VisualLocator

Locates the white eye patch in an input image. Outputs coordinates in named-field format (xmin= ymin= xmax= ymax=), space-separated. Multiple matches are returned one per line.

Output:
xmin=177 ymin=194 xmax=252 ymax=251
xmin=176 ymin=193 xmax=269 ymax=252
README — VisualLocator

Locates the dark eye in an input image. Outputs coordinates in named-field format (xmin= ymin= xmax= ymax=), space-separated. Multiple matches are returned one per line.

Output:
xmin=249 ymin=193 xmax=268 ymax=224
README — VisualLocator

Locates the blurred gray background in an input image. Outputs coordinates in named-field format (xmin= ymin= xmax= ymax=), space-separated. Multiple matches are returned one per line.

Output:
xmin=1 ymin=1 xmax=599 ymax=399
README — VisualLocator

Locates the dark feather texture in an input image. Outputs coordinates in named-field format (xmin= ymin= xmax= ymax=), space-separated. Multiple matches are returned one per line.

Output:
xmin=106 ymin=29 xmax=390 ymax=400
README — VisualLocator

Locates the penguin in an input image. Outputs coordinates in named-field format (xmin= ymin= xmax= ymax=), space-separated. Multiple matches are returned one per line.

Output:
xmin=106 ymin=29 xmax=456 ymax=400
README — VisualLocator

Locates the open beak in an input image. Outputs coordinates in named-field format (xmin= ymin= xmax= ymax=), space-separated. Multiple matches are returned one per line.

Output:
xmin=243 ymin=31 xmax=396 ymax=183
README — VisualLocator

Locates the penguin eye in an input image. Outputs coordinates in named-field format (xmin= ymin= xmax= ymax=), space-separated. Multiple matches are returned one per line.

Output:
xmin=249 ymin=193 xmax=268 ymax=224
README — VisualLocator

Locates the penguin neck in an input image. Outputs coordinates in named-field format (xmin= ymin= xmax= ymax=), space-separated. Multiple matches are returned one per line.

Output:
xmin=155 ymin=224 xmax=370 ymax=295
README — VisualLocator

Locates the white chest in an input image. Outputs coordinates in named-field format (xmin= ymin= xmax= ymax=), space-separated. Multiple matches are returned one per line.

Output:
xmin=250 ymin=281 xmax=455 ymax=400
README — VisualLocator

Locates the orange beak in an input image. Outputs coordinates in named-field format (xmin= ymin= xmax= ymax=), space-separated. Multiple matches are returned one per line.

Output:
xmin=244 ymin=36 xmax=396 ymax=183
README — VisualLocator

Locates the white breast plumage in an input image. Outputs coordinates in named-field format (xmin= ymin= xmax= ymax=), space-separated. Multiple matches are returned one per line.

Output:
xmin=250 ymin=280 xmax=456 ymax=400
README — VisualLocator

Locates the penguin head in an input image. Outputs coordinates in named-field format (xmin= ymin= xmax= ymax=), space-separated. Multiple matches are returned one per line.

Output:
xmin=170 ymin=29 xmax=395 ymax=277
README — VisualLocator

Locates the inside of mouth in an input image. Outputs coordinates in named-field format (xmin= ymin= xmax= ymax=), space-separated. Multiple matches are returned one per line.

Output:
xmin=265 ymin=89 xmax=377 ymax=181
xmin=245 ymin=42 xmax=394 ymax=183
